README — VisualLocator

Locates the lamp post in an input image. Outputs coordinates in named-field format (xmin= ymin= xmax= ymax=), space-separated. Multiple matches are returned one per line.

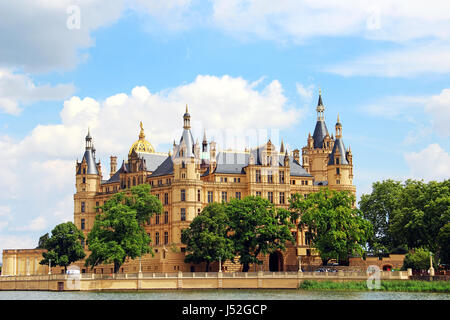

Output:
xmin=429 ymin=252 xmax=435 ymax=276
xmin=48 ymin=259 xmax=51 ymax=275
xmin=219 ymin=257 xmax=222 ymax=273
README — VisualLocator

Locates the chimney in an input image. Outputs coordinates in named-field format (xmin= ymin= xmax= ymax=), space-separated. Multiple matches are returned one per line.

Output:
xmin=110 ymin=156 xmax=117 ymax=178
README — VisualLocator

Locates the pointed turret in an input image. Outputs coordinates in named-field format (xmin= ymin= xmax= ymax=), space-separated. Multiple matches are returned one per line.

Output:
xmin=280 ymin=139 xmax=285 ymax=153
xmin=312 ymin=89 xmax=329 ymax=149
xmin=328 ymin=115 xmax=347 ymax=165
xmin=77 ymin=128 xmax=99 ymax=175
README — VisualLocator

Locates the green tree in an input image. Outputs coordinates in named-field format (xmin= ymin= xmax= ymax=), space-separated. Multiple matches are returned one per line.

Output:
xmin=437 ymin=223 xmax=450 ymax=265
xmin=390 ymin=179 xmax=450 ymax=254
xmin=36 ymin=233 xmax=50 ymax=249
xmin=226 ymin=196 xmax=295 ymax=272
xmin=181 ymin=203 xmax=234 ymax=272
xmin=402 ymin=247 xmax=436 ymax=271
xmin=290 ymin=188 xmax=373 ymax=265
xmin=85 ymin=185 xmax=161 ymax=273
xmin=359 ymin=180 xmax=403 ymax=253
xmin=39 ymin=222 xmax=86 ymax=272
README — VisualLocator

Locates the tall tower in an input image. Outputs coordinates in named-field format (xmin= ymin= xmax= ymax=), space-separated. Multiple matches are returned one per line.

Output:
xmin=302 ymin=90 xmax=334 ymax=182
xmin=172 ymin=105 xmax=203 ymax=246
xmin=74 ymin=129 xmax=102 ymax=240
xmin=326 ymin=115 xmax=355 ymax=194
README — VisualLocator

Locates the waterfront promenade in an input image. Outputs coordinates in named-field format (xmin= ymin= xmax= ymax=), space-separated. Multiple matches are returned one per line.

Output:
xmin=0 ymin=270 xmax=410 ymax=291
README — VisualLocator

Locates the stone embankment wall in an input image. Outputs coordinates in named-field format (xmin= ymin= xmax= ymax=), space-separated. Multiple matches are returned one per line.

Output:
xmin=0 ymin=270 xmax=410 ymax=291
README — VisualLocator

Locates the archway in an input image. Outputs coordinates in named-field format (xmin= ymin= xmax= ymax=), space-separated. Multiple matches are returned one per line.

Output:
xmin=382 ymin=265 xmax=393 ymax=271
xmin=269 ymin=251 xmax=283 ymax=271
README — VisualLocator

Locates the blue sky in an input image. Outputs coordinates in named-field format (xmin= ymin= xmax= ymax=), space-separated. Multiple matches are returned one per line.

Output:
xmin=0 ymin=1 xmax=449 ymax=256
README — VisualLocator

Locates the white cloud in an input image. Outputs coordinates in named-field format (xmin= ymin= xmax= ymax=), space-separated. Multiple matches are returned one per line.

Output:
xmin=0 ymin=1 xmax=196 ymax=73
xmin=425 ymin=89 xmax=450 ymax=136
xmin=404 ymin=143 xmax=450 ymax=181
xmin=296 ymin=83 xmax=315 ymax=101
xmin=326 ymin=42 xmax=450 ymax=77
xmin=0 ymin=69 xmax=75 ymax=115
xmin=16 ymin=216 xmax=48 ymax=232
xmin=211 ymin=0 xmax=450 ymax=43
xmin=360 ymin=89 xmax=450 ymax=138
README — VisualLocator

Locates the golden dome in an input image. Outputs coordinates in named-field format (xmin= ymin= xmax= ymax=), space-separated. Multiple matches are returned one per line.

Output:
xmin=128 ymin=122 xmax=155 ymax=155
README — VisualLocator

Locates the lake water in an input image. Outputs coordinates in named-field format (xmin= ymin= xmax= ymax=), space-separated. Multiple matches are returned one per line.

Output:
xmin=0 ymin=289 xmax=449 ymax=300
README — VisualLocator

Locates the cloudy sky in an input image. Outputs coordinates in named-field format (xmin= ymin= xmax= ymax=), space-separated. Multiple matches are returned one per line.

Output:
xmin=1 ymin=0 xmax=449 ymax=258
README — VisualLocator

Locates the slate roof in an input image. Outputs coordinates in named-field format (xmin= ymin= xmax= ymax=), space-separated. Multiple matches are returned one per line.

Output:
xmin=212 ymin=148 xmax=312 ymax=177
xmin=148 ymin=155 xmax=173 ymax=177
xmin=76 ymin=149 xmax=99 ymax=175
xmin=328 ymin=138 xmax=349 ymax=165
xmin=102 ymin=153 xmax=167 ymax=184
xmin=312 ymin=120 xmax=329 ymax=149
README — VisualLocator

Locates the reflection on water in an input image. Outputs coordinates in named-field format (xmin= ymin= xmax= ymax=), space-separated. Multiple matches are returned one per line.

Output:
xmin=0 ymin=290 xmax=449 ymax=300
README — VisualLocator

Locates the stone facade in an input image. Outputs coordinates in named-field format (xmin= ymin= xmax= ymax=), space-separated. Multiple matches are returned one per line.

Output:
xmin=2 ymin=92 xmax=358 ymax=276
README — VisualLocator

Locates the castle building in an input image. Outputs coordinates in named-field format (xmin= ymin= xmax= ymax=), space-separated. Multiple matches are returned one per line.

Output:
xmin=2 ymin=91 xmax=355 ymax=275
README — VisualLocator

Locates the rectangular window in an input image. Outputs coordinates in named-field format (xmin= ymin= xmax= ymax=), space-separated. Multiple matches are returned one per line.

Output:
xmin=268 ymin=192 xmax=273 ymax=203
xmin=292 ymin=180 xmax=296 ymax=185
xmin=164 ymin=211 xmax=168 ymax=224
xmin=256 ymin=170 xmax=261 ymax=183
xmin=280 ymin=192 xmax=285 ymax=204
xmin=268 ymin=170 xmax=273 ymax=184
xmin=221 ymin=191 xmax=227 ymax=203
xmin=336 ymin=180 xmax=340 ymax=185
xmin=301 ymin=180 xmax=305 ymax=185
xmin=235 ymin=192 xmax=241 ymax=200
xmin=155 ymin=232 xmax=160 ymax=245
xmin=181 ymin=208 xmax=186 ymax=221
xmin=81 ymin=219 xmax=85 ymax=230
xmin=81 ymin=202 xmax=85 ymax=213
xmin=82 ymin=177 xmax=86 ymax=184
xmin=256 ymin=191 xmax=261 ymax=197
xmin=197 ymin=189 xmax=201 ymax=202
xmin=164 ymin=193 xmax=169 ymax=205
xmin=207 ymin=191 xmax=213 ymax=203
xmin=95 ymin=201 xmax=99 ymax=213
xmin=155 ymin=212 xmax=160 ymax=224
xmin=164 ymin=232 xmax=168 ymax=245
xmin=181 ymin=189 xmax=186 ymax=202
xmin=279 ymin=171 xmax=285 ymax=184
xmin=336 ymin=168 xmax=340 ymax=175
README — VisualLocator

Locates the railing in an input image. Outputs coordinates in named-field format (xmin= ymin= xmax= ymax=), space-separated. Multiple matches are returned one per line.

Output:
xmin=1 ymin=270 xmax=411 ymax=281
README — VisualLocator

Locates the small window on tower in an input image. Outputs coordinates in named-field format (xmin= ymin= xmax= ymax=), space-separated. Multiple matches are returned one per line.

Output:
xmin=336 ymin=157 xmax=340 ymax=164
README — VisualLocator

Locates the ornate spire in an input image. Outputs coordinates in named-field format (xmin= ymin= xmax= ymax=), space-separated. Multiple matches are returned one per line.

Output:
xmin=139 ymin=121 xmax=145 ymax=139
xmin=280 ymin=139 xmax=285 ymax=153
xmin=335 ymin=114 xmax=342 ymax=139
xmin=183 ymin=104 xmax=191 ymax=129
xmin=316 ymin=89 xmax=325 ymax=121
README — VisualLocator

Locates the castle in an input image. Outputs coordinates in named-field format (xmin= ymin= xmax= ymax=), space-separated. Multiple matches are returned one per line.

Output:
xmin=2 ymin=91 xmax=355 ymax=275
